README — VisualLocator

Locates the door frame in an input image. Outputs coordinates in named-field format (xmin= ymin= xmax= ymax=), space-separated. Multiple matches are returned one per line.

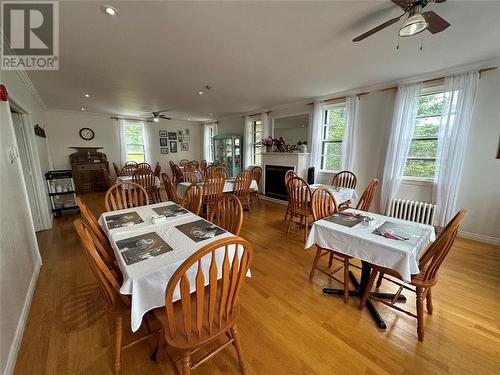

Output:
xmin=9 ymin=99 xmax=53 ymax=231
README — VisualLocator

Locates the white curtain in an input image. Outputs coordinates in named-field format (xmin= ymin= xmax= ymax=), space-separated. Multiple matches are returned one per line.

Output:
xmin=243 ymin=115 xmax=253 ymax=169
xmin=142 ymin=121 xmax=152 ymax=164
xmin=261 ymin=112 xmax=270 ymax=139
xmin=380 ymin=82 xmax=422 ymax=214
xmin=433 ymin=71 xmax=479 ymax=227
xmin=309 ymin=100 xmax=323 ymax=168
xmin=118 ymin=119 xmax=128 ymax=165
xmin=203 ymin=122 xmax=218 ymax=161
xmin=341 ymin=95 xmax=358 ymax=170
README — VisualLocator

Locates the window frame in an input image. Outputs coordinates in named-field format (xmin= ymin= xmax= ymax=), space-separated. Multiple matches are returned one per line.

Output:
xmin=123 ymin=121 xmax=147 ymax=163
xmin=320 ymin=102 xmax=347 ymax=172
xmin=252 ymin=119 xmax=262 ymax=166
xmin=403 ymin=84 xmax=445 ymax=181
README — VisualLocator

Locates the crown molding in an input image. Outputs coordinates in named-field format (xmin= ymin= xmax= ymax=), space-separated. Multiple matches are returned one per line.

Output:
xmin=1 ymin=31 xmax=47 ymax=111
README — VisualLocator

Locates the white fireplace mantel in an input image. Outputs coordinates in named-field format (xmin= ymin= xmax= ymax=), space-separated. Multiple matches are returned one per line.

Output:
xmin=261 ymin=152 xmax=310 ymax=202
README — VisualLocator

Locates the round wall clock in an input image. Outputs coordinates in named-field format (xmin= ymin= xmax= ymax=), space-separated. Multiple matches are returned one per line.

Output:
xmin=79 ymin=127 xmax=95 ymax=140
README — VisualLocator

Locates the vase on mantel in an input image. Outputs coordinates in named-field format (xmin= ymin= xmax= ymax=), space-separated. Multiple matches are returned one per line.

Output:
xmin=266 ymin=145 xmax=273 ymax=153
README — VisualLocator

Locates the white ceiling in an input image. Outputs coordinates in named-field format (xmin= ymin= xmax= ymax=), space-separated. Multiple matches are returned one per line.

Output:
xmin=28 ymin=0 xmax=500 ymax=121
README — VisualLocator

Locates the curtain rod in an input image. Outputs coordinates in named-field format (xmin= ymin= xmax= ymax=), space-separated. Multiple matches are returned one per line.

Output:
xmin=241 ymin=111 xmax=272 ymax=118
xmin=307 ymin=66 xmax=497 ymax=104
xmin=110 ymin=116 xmax=153 ymax=123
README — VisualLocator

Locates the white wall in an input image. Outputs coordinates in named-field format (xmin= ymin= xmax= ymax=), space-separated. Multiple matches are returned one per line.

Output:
xmin=0 ymin=72 xmax=43 ymax=375
xmin=45 ymin=111 xmax=204 ymax=179
xmin=45 ymin=111 xmax=121 ymax=172
xmin=217 ymin=114 xmax=244 ymax=136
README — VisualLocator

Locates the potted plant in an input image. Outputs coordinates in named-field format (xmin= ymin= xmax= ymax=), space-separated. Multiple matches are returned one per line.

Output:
xmin=275 ymin=137 xmax=286 ymax=152
xmin=261 ymin=136 xmax=274 ymax=152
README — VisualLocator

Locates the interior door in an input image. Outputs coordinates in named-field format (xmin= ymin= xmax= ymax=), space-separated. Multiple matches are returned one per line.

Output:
xmin=11 ymin=111 xmax=43 ymax=231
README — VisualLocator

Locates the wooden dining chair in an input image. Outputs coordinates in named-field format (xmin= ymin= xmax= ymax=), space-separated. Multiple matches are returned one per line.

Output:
xmin=137 ymin=162 xmax=152 ymax=171
xmin=189 ymin=160 xmax=199 ymax=168
xmin=181 ymin=184 xmax=203 ymax=216
xmin=283 ymin=170 xmax=297 ymax=221
xmin=113 ymin=162 xmax=122 ymax=177
xmin=205 ymin=164 xmax=217 ymax=178
xmin=200 ymin=160 xmax=208 ymax=174
xmin=232 ymin=170 xmax=252 ymax=212
xmin=124 ymin=161 xmax=138 ymax=166
xmin=169 ymin=161 xmax=178 ymax=184
xmin=355 ymin=179 xmax=379 ymax=212
xmin=331 ymin=170 xmax=357 ymax=189
xmin=209 ymin=194 xmax=243 ymax=236
xmin=105 ymin=181 xmax=149 ymax=211
xmin=359 ymin=209 xmax=467 ymax=342
xmin=183 ymin=169 xmax=204 ymax=183
xmin=173 ymin=164 xmax=185 ymax=183
xmin=153 ymin=162 xmax=161 ymax=178
xmin=76 ymin=196 xmax=117 ymax=273
xmin=153 ymin=236 xmax=253 ymax=375
xmin=101 ymin=167 xmax=114 ymax=189
xmin=249 ymin=166 xmax=262 ymax=207
xmin=121 ymin=164 xmax=137 ymax=176
xmin=132 ymin=169 xmax=161 ymax=204
xmin=286 ymin=176 xmax=312 ymax=242
xmin=179 ymin=159 xmax=189 ymax=167
xmin=74 ymin=219 xmax=160 ymax=374
xmin=202 ymin=175 xmax=225 ymax=218
xmin=212 ymin=166 xmax=228 ymax=179
xmin=212 ymin=160 xmax=220 ymax=166
xmin=161 ymin=173 xmax=181 ymax=204
xmin=308 ymin=187 xmax=353 ymax=303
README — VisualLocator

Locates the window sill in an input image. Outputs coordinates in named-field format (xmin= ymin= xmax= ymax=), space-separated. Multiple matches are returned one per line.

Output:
xmin=318 ymin=170 xmax=339 ymax=174
xmin=401 ymin=177 xmax=434 ymax=187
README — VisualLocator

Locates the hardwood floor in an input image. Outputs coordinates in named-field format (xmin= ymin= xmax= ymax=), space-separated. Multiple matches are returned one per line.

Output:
xmin=14 ymin=193 xmax=500 ymax=374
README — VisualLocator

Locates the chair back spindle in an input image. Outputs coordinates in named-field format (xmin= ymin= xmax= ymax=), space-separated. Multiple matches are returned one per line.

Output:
xmin=104 ymin=181 xmax=149 ymax=211
xmin=311 ymin=187 xmax=339 ymax=221
xmin=332 ymin=170 xmax=357 ymax=189
xmin=132 ymin=169 xmax=161 ymax=203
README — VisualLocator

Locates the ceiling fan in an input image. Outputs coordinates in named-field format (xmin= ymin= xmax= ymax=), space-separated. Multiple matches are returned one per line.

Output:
xmin=352 ymin=0 xmax=450 ymax=42
xmin=147 ymin=110 xmax=172 ymax=123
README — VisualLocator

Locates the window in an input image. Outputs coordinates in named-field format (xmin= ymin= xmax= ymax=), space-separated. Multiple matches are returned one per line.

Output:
xmin=403 ymin=89 xmax=445 ymax=179
xmin=252 ymin=120 xmax=262 ymax=165
xmin=123 ymin=121 xmax=147 ymax=162
xmin=204 ymin=123 xmax=216 ymax=162
xmin=321 ymin=103 xmax=347 ymax=171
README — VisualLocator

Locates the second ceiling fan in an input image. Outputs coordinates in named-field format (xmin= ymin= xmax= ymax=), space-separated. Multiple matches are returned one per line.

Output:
xmin=353 ymin=0 xmax=450 ymax=42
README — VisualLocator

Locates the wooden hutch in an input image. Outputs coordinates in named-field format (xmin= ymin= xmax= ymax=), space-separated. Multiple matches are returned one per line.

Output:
xmin=69 ymin=147 xmax=109 ymax=194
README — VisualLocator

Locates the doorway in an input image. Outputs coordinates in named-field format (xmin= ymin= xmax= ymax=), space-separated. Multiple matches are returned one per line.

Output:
xmin=11 ymin=109 xmax=43 ymax=231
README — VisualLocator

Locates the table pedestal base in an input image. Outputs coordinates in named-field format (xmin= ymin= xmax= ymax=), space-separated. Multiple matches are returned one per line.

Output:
xmin=323 ymin=270 xmax=406 ymax=330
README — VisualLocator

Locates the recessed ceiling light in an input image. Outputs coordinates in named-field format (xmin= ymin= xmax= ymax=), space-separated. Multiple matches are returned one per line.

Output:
xmin=84 ymin=93 xmax=90 ymax=98
xmin=81 ymin=107 xmax=86 ymax=111
xmin=197 ymin=91 xmax=204 ymax=95
xmin=209 ymin=113 xmax=213 ymax=116
xmin=187 ymin=118 xmax=191 ymax=120
xmin=102 ymin=5 xmax=118 ymax=16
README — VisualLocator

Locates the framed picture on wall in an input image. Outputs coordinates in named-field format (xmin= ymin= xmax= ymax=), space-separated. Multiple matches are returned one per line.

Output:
xmin=183 ymin=135 xmax=190 ymax=142
xmin=160 ymin=147 xmax=169 ymax=154
xmin=168 ymin=132 xmax=177 ymax=140
xmin=159 ymin=130 xmax=167 ymax=137
xmin=181 ymin=143 xmax=189 ymax=151
xmin=185 ymin=129 xmax=189 ymax=135
xmin=160 ymin=138 xmax=168 ymax=146
xmin=170 ymin=141 xmax=178 ymax=153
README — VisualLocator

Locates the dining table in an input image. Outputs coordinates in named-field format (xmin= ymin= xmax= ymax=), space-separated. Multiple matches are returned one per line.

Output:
xmin=308 ymin=184 xmax=358 ymax=204
xmin=305 ymin=208 xmax=435 ymax=329
xmin=98 ymin=201 xmax=246 ymax=332
xmin=177 ymin=179 xmax=259 ymax=197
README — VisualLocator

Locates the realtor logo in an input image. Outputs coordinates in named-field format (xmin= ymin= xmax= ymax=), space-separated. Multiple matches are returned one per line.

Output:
xmin=1 ymin=1 xmax=59 ymax=70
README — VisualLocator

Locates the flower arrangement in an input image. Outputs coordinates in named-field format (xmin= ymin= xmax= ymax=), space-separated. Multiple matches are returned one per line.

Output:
xmin=261 ymin=136 xmax=287 ymax=152
xmin=261 ymin=136 xmax=274 ymax=146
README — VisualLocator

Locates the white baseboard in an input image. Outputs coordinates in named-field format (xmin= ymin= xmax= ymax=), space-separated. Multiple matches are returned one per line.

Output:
xmin=2 ymin=259 xmax=42 ymax=375
xmin=458 ymin=230 xmax=500 ymax=246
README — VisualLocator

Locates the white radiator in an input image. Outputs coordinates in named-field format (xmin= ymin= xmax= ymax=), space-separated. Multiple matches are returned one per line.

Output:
xmin=388 ymin=199 xmax=436 ymax=226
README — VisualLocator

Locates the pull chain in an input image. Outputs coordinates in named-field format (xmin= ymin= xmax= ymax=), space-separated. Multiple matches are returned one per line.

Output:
xmin=419 ymin=33 xmax=424 ymax=51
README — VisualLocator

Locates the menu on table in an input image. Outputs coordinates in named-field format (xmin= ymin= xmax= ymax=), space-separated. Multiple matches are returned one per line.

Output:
xmin=152 ymin=204 xmax=189 ymax=218
xmin=175 ymin=219 xmax=226 ymax=242
xmin=105 ymin=211 xmax=143 ymax=229
xmin=324 ymin=213 xmax=363 ymax=228
xmin=116 ymin=232 xmax=173 ymax=265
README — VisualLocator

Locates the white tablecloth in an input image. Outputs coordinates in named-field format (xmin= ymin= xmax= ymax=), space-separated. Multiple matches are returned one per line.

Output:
xmin=305 ymin=209 xmax=436 ymax=282
xmin=177 ymin=180 xmax=258 ymax=197
xmin=117 ymin=175 xmax=161 ymax=188
xmin=99 ymin=202 xmax=244 ymax=332
xmin=309 ymin=184 xmax=358 ymax=204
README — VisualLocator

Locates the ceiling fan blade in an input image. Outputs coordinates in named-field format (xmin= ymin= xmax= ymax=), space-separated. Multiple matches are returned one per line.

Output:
xmin=353 ymin=14 xmax=404 ymax=42
xmin=159 ymin=115 xmax=172 ymax=120
xmin=423 ymin=11 xmax=450 ymax=34
xmin=391 ymin=0 xmax=416 ymax=9
xmin=433 ymin=0 xmax=447 ymax=3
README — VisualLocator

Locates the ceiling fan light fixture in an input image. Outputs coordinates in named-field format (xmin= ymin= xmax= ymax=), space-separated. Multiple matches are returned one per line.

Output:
xmin=399 ymin=6 xmax=428 ymax=37
xmin=153 ymin=116 xmax=160 ymax=123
